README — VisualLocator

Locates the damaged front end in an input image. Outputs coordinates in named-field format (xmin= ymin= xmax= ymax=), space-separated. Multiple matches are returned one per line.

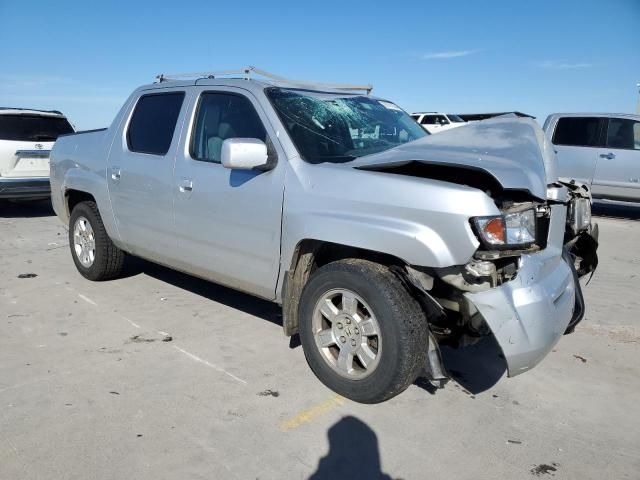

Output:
xmin=355 ymin=116 xmax=599 ymax=379
xmin=409 ymin=183 xmax=598 ymax=378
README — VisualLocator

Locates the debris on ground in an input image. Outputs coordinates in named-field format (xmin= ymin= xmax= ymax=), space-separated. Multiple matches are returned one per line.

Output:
xmin=507 ymin=439 xmax=522 ymax=444
xmin=573 ymin=354 xmax=587 ymax=363
xmin=258 ymin=389 xmax=280 ymax=397
xmin=17 ymin=273 xmax=37 ymax=279
xmin=161 ymin=335 xmax=173 ymax=342
xmin=530 ymin=463 xmax=559 ymax=476
xmin=129 ymin=335 xmax=155 ymax=343
xmin=109 ymin=391 xmax=120 ymax=395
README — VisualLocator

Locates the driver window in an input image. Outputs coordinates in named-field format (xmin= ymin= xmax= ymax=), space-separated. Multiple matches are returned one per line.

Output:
xmin=190 ymin=93 xmax=266 ymax=163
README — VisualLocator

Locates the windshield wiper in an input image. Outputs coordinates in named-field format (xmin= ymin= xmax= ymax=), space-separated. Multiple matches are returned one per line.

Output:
xmin=33 ymin=134 xmax=57 ymax=141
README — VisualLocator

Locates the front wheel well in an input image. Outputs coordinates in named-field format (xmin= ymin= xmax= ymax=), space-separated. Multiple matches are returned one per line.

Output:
xmin=65 ymin=189 xmax=96 ymax=217
xmin=281 ymin=240 xmax=410 ymax=337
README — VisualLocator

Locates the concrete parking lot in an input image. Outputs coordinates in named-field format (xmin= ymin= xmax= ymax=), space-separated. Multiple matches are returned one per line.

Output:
xmin=1 ymin=200 xmax=639 ymax=480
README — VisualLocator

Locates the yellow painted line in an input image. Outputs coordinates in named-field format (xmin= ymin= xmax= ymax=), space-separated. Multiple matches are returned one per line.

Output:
xmin=279 ymin=394 xmax=346 ymax=432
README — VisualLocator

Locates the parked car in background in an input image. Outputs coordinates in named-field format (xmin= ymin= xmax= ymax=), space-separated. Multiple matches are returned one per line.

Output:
xmin=50 ymin=68 xmax=597 ymax=403
xmin=543 ymin=113 xmax=640 ymax=202
xmin=0 ymin=108 xmax=74 ymax=200
xmin=411 ymin=112 xmax=466 ymax=134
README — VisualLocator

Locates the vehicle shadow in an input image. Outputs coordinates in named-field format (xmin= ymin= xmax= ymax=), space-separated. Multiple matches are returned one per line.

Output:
xmin=592 ymin=201 xmax=640 ymax=220
xmin=0 ymin=199 xmax=55 ymax=218
xmin=438 ymin=335 xmax=507 ymax=395
xmin=122 ymin=256 xmax=282 ymax=328
xmin=308 ymin=416 xmax=396 ymax=480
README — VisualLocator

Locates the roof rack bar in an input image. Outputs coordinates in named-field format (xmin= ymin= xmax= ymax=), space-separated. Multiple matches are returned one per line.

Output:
xmin=155 ymin=66 xmax=373 ymax=94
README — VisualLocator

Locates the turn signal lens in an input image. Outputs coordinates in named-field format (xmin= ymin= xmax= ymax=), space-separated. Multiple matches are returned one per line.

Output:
xmin=473 ymin=208 xmax=537 ymax=248
xmin=478 ymin=217 xmax=505 ymax=244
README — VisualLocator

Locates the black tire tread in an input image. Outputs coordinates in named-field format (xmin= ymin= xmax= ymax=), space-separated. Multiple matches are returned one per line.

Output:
xmin=69 ymin=201 xmax=124 ymax=281
xmin=299 ymin=258 xmax=429 ymax=403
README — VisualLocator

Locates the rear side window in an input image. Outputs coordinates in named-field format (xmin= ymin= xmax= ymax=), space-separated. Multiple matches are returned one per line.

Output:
xmin=606 ymin=118 xmax=640 ymax=150
xmin=447 ymin=114 xmax=465 ymax=123
xmin=127 ymin=92 xmax=185 ymax=155
xmin=552 ymin=117 xmax=603 ymax=147
xmin=0 ymin=114 xmax=74 ymax=141
xmin=422 ymin=115 xmax=448 ymax=125
xmin=190 ymin=92 xmax=266 ymax=163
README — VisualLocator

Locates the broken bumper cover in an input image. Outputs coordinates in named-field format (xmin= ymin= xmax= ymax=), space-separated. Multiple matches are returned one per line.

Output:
xmin=464 ymin=204 xmax=578 ymax=377
xmin=0 ymin=177 xmax=50 ymax=199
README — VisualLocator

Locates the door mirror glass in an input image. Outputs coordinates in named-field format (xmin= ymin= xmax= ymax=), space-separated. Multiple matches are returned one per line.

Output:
xmin=221 ymin=138 xmax=270 ymax=170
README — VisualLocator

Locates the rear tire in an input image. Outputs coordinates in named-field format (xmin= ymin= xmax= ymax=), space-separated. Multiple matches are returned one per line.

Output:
xmin=298 ymin=258 xmax=429 ymax=403
xmin=69 ymin=201 xmax=124 ymax=281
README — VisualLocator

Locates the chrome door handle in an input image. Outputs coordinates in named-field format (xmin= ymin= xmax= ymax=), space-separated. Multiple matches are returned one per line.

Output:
xmin=179 ymin=179 xmax=193 ymax=193
xmin=111 ymin=166 xmax=121 ymax=181
xmin=599 ymin=153 xmax=615 ymax=160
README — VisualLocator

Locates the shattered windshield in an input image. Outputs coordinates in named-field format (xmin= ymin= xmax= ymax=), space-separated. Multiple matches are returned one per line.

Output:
xmin=265 ymin=87 xmax=426 ymax=163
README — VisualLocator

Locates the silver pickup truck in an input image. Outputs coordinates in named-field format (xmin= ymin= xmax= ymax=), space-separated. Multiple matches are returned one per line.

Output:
xmin=50 ymin=68 xmax=598 ymax=403
xmin=543 ymin=113 xmax=640 ymax=202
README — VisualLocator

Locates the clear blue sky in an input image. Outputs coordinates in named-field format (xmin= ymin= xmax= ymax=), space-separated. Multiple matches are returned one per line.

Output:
xmin=1 ymin=0 xmax=638 ymax=129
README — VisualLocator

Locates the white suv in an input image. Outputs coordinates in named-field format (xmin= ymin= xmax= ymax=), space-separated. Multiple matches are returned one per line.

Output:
xmin=0 ymin=108 xmax=74 ymax=200
xmin=411 ymin=112 xmax=466 ymax=134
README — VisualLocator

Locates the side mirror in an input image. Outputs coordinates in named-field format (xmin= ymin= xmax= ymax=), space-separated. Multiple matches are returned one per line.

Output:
xmin=221 ymin=138 xmax=270 ymax=170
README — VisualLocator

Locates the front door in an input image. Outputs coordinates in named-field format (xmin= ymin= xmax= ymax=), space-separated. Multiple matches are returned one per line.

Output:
xmin=172 ymin=87 xmax=285 ymax=299
xmin=593 ymin=117 xmax=640 ymax=201
xmin=550 ymin=116 xmax=604 ymax=186
xmin=108 ymin=90 xmax=188 ymax=262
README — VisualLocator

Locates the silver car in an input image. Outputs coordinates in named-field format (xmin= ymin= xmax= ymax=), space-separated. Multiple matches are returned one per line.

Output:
xmin=543 ymin=113 xmax=640 ymax=202
xmin=49 ymin=68 xmax=598 ymax=403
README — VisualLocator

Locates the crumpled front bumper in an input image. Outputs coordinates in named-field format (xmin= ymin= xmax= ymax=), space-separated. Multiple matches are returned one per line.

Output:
xmin=464 ymin=204 xmax=578 ymax=376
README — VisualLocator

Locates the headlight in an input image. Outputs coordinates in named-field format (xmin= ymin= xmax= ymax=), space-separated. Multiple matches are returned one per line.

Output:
xmin=567 ymin=197 xmax=591 ymax=235
xmin=473 ymin=208 xmax=536 ymax=248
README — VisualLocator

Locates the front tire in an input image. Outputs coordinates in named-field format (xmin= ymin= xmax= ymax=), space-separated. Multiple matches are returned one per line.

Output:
xmin=69 ymin=201 xmax=124 ymax=281
xmin=298 ymin=259 xmax=429 ymax=403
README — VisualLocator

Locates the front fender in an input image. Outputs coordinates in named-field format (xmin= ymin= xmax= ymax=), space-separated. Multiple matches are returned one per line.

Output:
xmin=282 ymin=209 xmax=476 ymax=270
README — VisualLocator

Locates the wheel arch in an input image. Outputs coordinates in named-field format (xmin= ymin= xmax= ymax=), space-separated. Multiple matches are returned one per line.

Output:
xmin=65 ymin=189 xmax=96 ymax=218
xmin=280 ymin=239 xmax=442 ymax=337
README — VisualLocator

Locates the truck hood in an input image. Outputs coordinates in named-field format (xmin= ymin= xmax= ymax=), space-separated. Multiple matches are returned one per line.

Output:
xmin=352 ymin=116 xmax=556 ymax=201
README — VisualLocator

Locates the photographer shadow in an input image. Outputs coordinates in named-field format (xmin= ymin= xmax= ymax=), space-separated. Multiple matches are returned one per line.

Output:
xmin=309 ymin=416 xmax=395 ymax=480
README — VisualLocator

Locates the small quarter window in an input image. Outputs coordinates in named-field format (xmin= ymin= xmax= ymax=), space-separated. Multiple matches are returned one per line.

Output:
xmin=127 ymin=92 xmax=185 ymax=155
xmin=190 ymin=92 xmax=266 ymax=163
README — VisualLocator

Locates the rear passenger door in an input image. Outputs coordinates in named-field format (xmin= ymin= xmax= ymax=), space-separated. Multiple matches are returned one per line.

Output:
xmin=108 ymin=90 xmax=188 ymax=262
xmin=551 ymin=116 xmax=605 ymax=186
xmin=593 ymin=117 xmax=640 ymax=201
xmin=172 ymin=87 xmax=285 ymax=300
